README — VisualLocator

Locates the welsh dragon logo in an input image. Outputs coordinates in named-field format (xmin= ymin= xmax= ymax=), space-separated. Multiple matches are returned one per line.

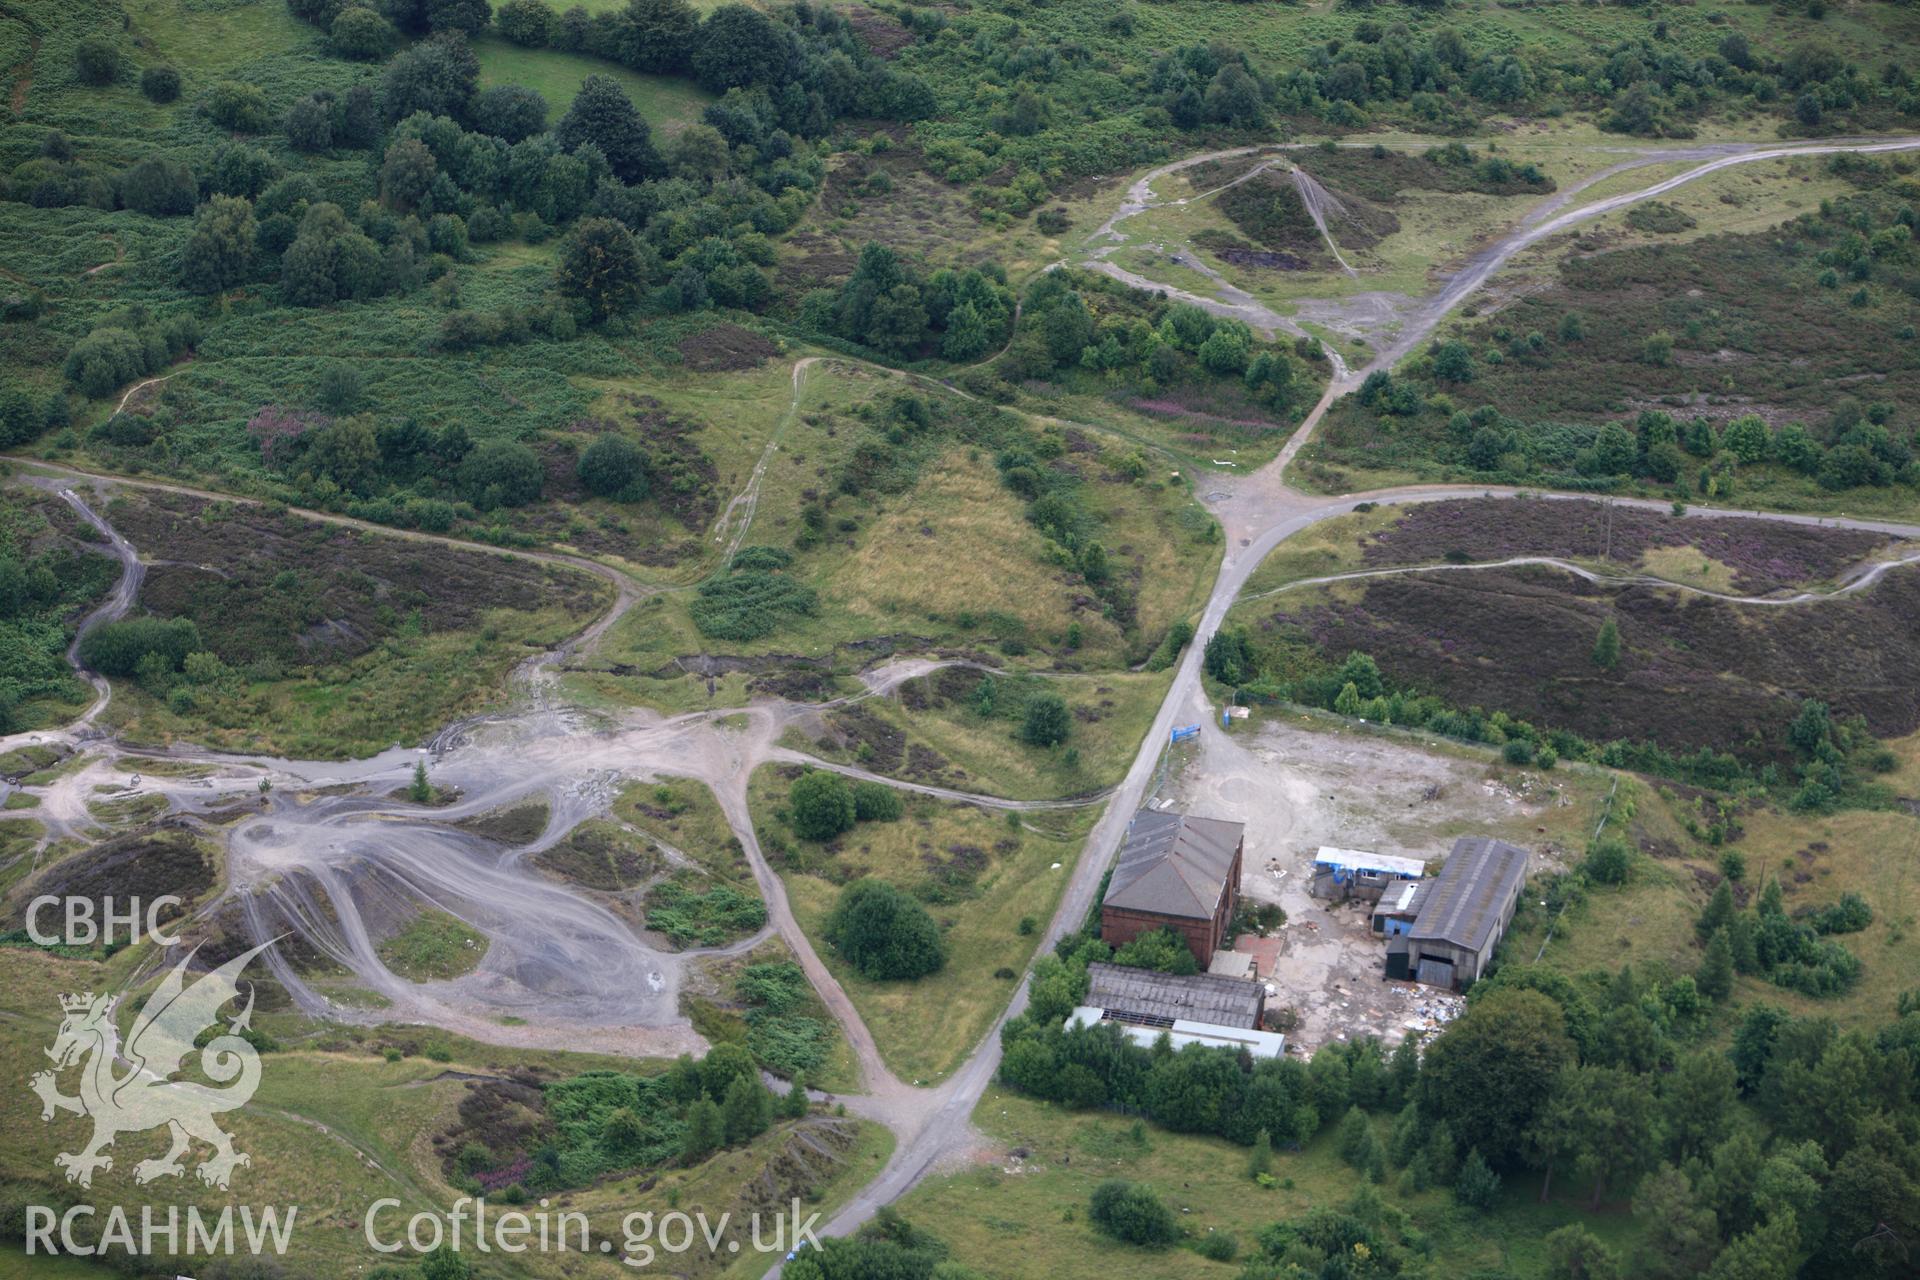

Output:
xmin=30 ymin=941 xmax=274 ymax=1190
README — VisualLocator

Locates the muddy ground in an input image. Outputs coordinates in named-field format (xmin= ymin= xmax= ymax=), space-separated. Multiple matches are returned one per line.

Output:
xmin=1159 ymin=711 xmax=1582 ymax=1055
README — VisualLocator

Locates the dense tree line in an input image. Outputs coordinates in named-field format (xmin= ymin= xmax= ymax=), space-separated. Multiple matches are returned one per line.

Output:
xmin=798 ymin=242 xmax=1015 ymax=361
xmin=1000 ymin=931 xmax=1420 ymax=1148
xmin=1241 ymin=26 xmax=1916 ymax=139
xmin=60 ymin=307 xmax=201 ymax=401
xmin=997 ymin=921 xmax=1920 ymax=1279
xmin=242 ymin=400 xmax=547 ymax=519
xmin=480 ymin=0 xmax=935 ymax=122
xmin=1000 ymin=272 xmax=1311 ymax=414
xmin=77 ymin=616 xmax=203 ymax=679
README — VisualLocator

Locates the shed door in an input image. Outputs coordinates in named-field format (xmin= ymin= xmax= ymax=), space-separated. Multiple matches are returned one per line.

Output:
xmin=1416 ymin=958 xmax=1456 ymax=990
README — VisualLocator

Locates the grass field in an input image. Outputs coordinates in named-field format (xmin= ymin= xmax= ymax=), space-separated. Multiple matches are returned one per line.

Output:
xmin=102 ymin=598 xmax=598 ymax=758
xmin=613 ymin=776 xmax=751 ymax=886
xmin=375 ymin=906 xmax=487 ymax=981
xmin=472 ymin=34 xmax=713 ymax=133
xmin=896 ymin=1087 xmax=1647 ymax=1279
xmin=790 ymin=668 xmax=1173 ymax=802
xmin=1508 ymin=772 xmax=1920 ymax=1033
xmin=750 ymin=764 xmax=1095 ymax=1085
xmin=583 ymin=360 xmax=1219 ymax=718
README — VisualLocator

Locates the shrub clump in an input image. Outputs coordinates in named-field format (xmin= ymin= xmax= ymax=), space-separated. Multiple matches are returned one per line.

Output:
xmin=823 ymin=878 xmax=946 ymax=981
xmin=789 ymin=770 xmax=856 ymax=841
xmin=851 ymin=780 xmax=903 ymax=822
xmin=690 ymin=556 xmax=816 ymax=641
xmin=1089 ymin=1179 xmax=1178 ymax=1247
xmin=643 ymin=876 xmax=766 ymax=948
xmin=139 ymin=65 xmax=182 ymax=103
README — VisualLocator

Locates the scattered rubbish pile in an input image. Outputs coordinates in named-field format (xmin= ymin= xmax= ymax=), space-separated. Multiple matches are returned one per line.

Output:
xmin=1392 ymin=985 xmax=1466 ymax=1035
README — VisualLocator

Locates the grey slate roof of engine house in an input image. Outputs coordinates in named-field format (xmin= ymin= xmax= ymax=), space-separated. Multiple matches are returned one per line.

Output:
xmin=1102 ymin=808 xmax=1245 ymax=920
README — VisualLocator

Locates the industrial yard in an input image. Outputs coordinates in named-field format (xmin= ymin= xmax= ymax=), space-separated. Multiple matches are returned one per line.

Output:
xmin=1161 ymin=706 xmax=1599 ymax=1052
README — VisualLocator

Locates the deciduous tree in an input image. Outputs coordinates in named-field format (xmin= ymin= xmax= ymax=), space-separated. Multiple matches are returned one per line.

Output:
xmin=824 ymin=878 xmax=945 ymax=981
xmin=554 ymin=74 xmax=662 ymax=182
xmin=180 ymin=196 xmax=257 ymax=294
xmin=554 ymin=217 xmax=648 ymax=321
xmin=1418 ymin=988 xmax=1574 ymax=1168
xmin=789 ymin=770 xmax=855 ymax=840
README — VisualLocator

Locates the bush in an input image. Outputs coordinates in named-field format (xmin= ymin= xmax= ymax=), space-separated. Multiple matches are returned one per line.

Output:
xmin=1112 ymin=926 xmax=1198 ymax=976
xmin=789 ymin=770 xmax=855 ymax=841
xmin=119 ymin=156 xmax=198 ymax=217
xmin=1019 ymin=691 xmax=1071 ymax=747
xmin=331 ymin=7 xmax=397 ymax=60
xmin=577 ymin=434 xmax=647 ymax=500
xmin=1809 ymin=893 xmax=1872 ymax=935
xmin=285 ymin=95 xmax=335 ymax=152
xmin=202 ymin=80 xmax=273 ymax=132
xmin=472 ymin=84 xmax=549 ymax=142
xmin=63 ymin=313 xmax=197 ymax=398
xmin=851 ymin=780 xmax=903 ymax=822
xmin=315 ymin=362 xmax=366 ymax=413
xmin=74 ymin=38 xmax=121 ymax=86
xmin=555 ymin=217 xmax=649 ymax=320
xmin=140 ymin=65 xmax=182 ymax=103
xmin=1194 ymin=1232 xmax=1237 ymax=1262
xmin=689 ymin=568 xmax=816 ymax=641
xmin=823 ymin=879 xmax=946 ymax=981
xmin=644 ymin=878 xmax=767 ymax=947
xmin=495 ymin=0 xmax=555 ymax=45
xmin=64 ymin=329 xmax=153 ymax=397
xmin=729 ymin=546 xmax=791 ymax=571
xmin=457 ymin=440 xmax=543 ymax=509
xmin=1582 ymin=837 xmax=1631 ymax=886
xmin=1088 ymin=1180 xmax=1178 ymax=1247
xmin=1454 ymin=1147 xmax=1500 ymax=1212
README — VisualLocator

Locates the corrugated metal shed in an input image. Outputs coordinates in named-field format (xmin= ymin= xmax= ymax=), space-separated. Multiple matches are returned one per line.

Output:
xmin=1104 ymin=809 xmax=1244 ymax=920
xmin=1407 ymin=836 xmax=1529 ymax=955
xmin=1085 ymin=961 xmax=1264 ymax=1029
